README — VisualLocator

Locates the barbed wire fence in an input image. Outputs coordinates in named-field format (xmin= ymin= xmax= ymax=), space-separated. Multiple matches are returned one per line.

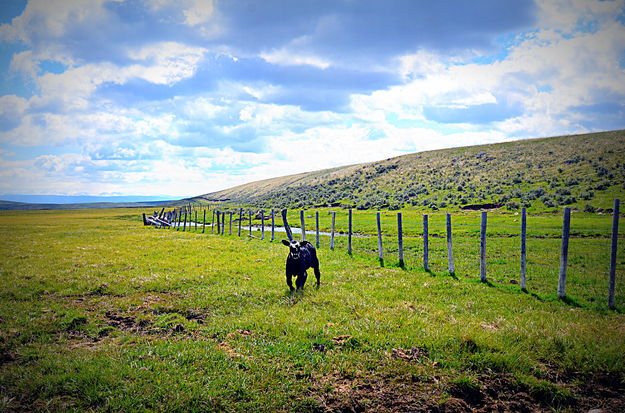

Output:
xmin=143 ymin=199 xmax=622 ymax=309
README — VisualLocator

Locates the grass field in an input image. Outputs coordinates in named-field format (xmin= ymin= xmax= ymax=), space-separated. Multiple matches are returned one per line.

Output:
xmin=1 ymin=208 xmax=624 ymax=412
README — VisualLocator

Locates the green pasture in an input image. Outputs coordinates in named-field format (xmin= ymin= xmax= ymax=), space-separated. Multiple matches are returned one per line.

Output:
xmin=1 ymin=208 xmax=624 ymax=411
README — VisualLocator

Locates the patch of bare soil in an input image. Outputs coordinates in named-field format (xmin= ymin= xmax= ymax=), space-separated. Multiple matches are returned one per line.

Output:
xmin=311 ymin=369 xmax=625 ymax=413
xmin=102 ymin=312 xmax=149 ymax=334
xmin=311 ymin=372 xmax=441 ymax=413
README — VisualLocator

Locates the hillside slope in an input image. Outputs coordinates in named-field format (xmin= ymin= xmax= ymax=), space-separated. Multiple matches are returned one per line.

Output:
xmin=200 ymin=130 xmax=625 ymax=212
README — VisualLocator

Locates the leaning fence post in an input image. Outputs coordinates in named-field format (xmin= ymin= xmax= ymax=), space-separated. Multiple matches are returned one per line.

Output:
xmin=397 ymin=212 xmax=404 ymax=267
xmin=271 ymin=208 xmax=275 ymax=241
xmin=348 ymin=208 xmax=353 ymax=255
xmin=376 ymin=212 xmax=384 ymax=265
xmin=184 ymin=212 xmax=188 ymax=232
xmin=480 ymin=211 xmax=487 ymax=282
xmin=315 ymin=211 xmax=320 ymax=248
xmin=446 ymin=213 xmax=454 ymax=275
xmin=300 ymin=210 xmax=306 ymax=241
xmin=558 ymin=207 xmax=571 ymax=298
xmin=520 ymin=207 xmax=527 ymax=290
xmin=281 ymin=209 xmax=294 ymax=241
xmin=423 ymin=214 xmax=429 ymax=271
xmin=330 ymin=212 xmax=336 ymax=250
xmin=609 ymin=199 xmax=620 ymax=309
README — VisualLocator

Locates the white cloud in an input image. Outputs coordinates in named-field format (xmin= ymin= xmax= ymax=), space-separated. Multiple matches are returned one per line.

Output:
xmin=537 ymin=0 xmax=625 ymax=33
xmin=127 ymin=42 xmax=207 ymax=85
xmin=182 ymin=97 xmax=226 ymax=119
xmin=183 ymin=0 xmax=215 ymax=26
xmin=260 ymin=49 xmax=331 ymax=69
xmin=0 ymin=0 xmax=109 ymax=42
xmin=9 ymin=50 xmax=38 ymax=79
xmin=350 ymin=8 xmax=625 ymax=140
xmin=0 ymin=94 xmax=28 ymax=118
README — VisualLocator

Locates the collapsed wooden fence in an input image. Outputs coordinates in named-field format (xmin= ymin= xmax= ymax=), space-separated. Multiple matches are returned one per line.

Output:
xmin=143 ymin=200 xmax=622 ymax=309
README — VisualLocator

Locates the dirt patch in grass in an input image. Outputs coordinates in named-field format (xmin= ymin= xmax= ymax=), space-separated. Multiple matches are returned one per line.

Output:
xmin=311 ymin=372 xmax=441 ymax=412
xmin=102 ymin=312 xmax=149 ymax=334
xmin=311 ymin=371 xmax=625 ymax=412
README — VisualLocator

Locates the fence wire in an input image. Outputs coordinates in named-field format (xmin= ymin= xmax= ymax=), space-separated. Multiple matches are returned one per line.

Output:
xmin=152 ymin=203 xmax=624 ymax=309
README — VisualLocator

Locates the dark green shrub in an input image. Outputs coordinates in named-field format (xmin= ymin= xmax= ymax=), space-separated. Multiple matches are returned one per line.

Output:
xmin=506 ymin=201 xmax=520 ymax=211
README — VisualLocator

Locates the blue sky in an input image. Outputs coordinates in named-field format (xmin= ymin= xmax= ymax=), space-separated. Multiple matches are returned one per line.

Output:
xmin=0 ymin=0 xmax=624 ymax=198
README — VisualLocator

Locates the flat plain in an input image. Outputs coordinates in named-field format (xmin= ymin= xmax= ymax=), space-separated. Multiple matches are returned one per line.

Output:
xmin=1 ymin=207 xmax=624 ymax=412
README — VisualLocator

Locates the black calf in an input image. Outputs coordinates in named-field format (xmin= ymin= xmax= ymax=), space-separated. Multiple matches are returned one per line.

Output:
xmin=282 ymin=239 xmax=320 ymax=291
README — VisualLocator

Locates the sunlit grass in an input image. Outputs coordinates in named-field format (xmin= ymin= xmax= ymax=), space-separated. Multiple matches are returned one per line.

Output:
xmin=1 ymin=208 xmax=624 ymax=411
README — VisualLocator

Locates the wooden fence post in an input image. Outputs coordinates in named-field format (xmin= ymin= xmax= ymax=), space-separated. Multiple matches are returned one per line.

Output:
xmin=348 ymin=208 xmax=353 ymax=255
xmin=376 ymin=212 xmax=384 ymax=265
xmin=609 ymin=199 xmax=620 ymax=309
xmin=446 ymin=213 xmax=454 ymax=275
xmin=216 ymin=211 xmax=220 ymax=234
xmin=202 ymin=209 xmax=206 ymax=233
xmin=211 ymin=210 xmax=215 ymax=233
xmin=271 ymin=208 xmax=275 ymax=241
xmin=520 ymin=207 xmax=527 ymax=290
xmin=183 ymin=212 xmax=187 ymax=232
xmin=300 ymin=210 xmax=306 ymax=241
xmin=397 ymin=212 xmax=404 ymax=268
xmin=249 ymin=211 xmax=252 ymax=237
xmin=558 ymin=207 xmax=571 ymax=298
xmin=315 ymin=211 xmax=320 ymax=248
xmin=261 ymin=210 xmax=265 ymax=240
xmin=222 ymin=211 xmax=226 ymax=235
xmin=229 ymin=212 xmax=233 ymax=235
xmin=480 ymin=211 xmax=487 ymax=282
xmin=281 ymin=209 xmax=294 ymax=241
xmin=142 ymin=213 xmax=148 ymax=226
xmin=330 ymin=212 xmax=336 ymax=250
xmin=238 ymin=208 xmax=243 ymax=236
xmin=423 ymin=214 xmax=429 ymax=271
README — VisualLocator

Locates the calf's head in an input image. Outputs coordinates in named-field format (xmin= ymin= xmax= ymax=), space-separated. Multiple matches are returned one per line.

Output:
xmin=282 ymin=239 xmax=302 ymax=259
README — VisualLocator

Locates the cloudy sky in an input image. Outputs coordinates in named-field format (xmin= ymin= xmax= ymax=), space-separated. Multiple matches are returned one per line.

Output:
xmin=1 ymin=0 xmax=624 ymax=199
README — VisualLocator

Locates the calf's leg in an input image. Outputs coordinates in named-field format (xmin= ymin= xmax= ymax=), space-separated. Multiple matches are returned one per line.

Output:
xmin=296 ymin=271 xmax=307 ymax=289
xmin=286 ymin=273 xmax=295 ymax=291
xmin=313 ymin=266 xmax=321 ymax=287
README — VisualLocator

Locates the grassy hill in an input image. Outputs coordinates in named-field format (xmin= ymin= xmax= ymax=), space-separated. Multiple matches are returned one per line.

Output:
xmin=200 ymin=130 xmax=625 ymax=212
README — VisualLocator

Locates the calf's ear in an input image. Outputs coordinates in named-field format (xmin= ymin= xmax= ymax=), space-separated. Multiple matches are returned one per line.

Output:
xmin=282 ymin=239 xmax=291 ymax=246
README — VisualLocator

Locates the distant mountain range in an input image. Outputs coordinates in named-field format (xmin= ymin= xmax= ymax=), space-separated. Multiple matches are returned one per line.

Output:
xmin=0 ymin=195 xmax=176 ymax=211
